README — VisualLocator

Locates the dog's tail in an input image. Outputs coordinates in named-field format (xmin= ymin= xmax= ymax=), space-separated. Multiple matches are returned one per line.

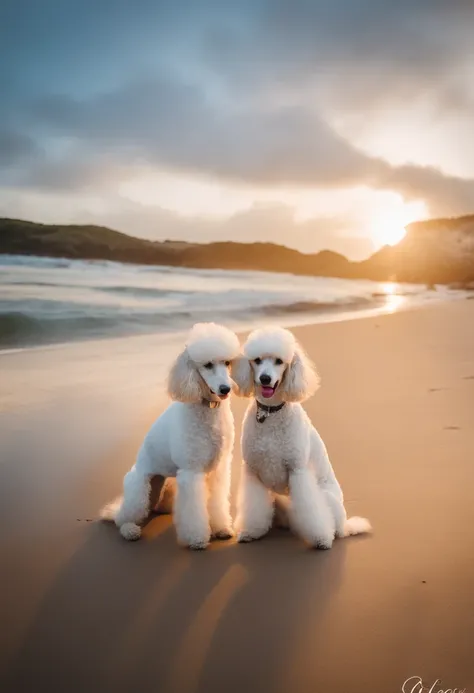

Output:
xmin=100 ymin=496 xmax=123 ymax=522
xmin=344 ymin=516 xmax=372 ymax=536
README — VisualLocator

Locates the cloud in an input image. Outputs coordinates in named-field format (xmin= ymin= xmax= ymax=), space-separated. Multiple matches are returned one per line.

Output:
xmin=1 ymin=0 xmax=474 ymax=241
xmin=0 ymin=130 xmax=40 ymax=167
xmin=194 ymin=0 xmax=474 ymax=120
xmin=5 ymin=76 xmax=473 ymax=217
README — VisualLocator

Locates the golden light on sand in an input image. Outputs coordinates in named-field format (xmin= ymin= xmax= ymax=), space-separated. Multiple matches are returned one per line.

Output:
xmin=369 ymin=199 xmax=427 ymax=249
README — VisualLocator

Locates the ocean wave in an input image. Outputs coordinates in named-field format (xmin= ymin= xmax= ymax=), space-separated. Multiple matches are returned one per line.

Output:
xmin=1 ymin=254 xmax=438 ymax=349
xmin=0 ymin=254 xmax=73 ymax=269
xmin=0 ymin=296 xmax=380 ymax=349
xmin=0 ymin=310 xmax=192 ymax=348
xmin=259 ymin=297 xmax=373 ymax=315
xmin=98 ymin=285 xmax=191 ymax=298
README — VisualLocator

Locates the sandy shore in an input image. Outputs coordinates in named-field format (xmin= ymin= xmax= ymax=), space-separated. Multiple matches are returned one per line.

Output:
xmin=1 ymin=301 xmax=474 ymax=693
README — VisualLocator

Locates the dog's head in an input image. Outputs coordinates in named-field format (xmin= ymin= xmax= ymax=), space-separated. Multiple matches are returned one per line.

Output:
xmin=168 ymin=323 xmax=240 ymax=403
xmin=232 ymin=327 xmax=319 ymax=403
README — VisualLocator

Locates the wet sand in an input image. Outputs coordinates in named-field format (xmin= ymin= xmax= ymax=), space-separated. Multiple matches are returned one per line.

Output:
xmin=1 ymin=301 xmax=474 ymax=693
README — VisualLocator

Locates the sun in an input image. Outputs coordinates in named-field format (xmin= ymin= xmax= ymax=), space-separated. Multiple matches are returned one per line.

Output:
xmin=376 ymin=220 xmax=407 ymax=247
xmin=369 ymin=199 xmax=427 ymax=249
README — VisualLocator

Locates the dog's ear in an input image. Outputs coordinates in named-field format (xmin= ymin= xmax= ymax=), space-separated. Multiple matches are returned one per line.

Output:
xmin=280 ymin=344 xmax=320 ymax=402
xmin=167 ymin=348 xmax=203 ymax=402
xmin=231 ymin=356 xmax=255 ymax=397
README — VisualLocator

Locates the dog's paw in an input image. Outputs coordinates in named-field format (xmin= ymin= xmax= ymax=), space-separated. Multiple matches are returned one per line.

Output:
xmin=120 ymin=522 xmax=142 ymax=541
xmin=179 ymin=529 xmax=211 ymax=550
xmin=187 ymin=539 xmax=209 ymax=550
xmin=313 ymin=535 xmax=334 ymax=550
xmin=237 ymin=531 xmax=259 ymax=543
xmin=212 ymin=527 xmax=234 ymax=540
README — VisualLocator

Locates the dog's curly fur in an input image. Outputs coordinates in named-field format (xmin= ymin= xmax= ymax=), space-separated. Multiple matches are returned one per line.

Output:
xmin=101 ymin=323 xmax=240 ymax=549
xmin=233 ymin=326 xmax=371 ymax=549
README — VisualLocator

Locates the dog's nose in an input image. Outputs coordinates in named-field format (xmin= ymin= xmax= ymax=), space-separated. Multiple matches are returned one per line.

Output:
xmin=219 ymin=385 xmax=231 ymax=395
xmin=260 ymin=374 xmax=271 ymax=386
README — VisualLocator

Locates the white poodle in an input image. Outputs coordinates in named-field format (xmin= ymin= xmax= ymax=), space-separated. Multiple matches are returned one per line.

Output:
xmin=232 ymin=326 xmax=371 ymax=549
xmin=101 ymin=322 xmax=239 ymax=549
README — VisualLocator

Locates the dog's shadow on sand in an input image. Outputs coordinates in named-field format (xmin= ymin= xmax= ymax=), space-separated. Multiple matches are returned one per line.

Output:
xmin=5 ymin=511 xmax=350 ymax=693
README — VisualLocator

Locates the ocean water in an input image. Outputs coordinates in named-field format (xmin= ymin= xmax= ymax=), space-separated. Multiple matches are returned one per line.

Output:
xmin=0 ymin=254 xmax=466 ymax=350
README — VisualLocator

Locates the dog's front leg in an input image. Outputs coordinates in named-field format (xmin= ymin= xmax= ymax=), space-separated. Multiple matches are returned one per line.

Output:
xmin=208 ymin=457 xmax=233 ymax=540
xmin=236 ymin=466 xmax=274 ymax=542
xmin=174 ymin=470 xmax=211 ymax=550
xmin=288 ymin=468 xmax=335 ymax=549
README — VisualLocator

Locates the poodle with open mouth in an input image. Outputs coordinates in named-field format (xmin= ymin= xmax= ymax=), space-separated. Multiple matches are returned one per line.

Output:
xmin=232 ymin=326 xmax=371 ymax=549
xmin=101 ymin=322 xmax=239 ymax=549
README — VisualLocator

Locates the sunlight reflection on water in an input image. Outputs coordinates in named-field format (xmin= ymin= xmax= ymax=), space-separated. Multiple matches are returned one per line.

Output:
xmin=381 ymin=282 xmax=406 ymax=313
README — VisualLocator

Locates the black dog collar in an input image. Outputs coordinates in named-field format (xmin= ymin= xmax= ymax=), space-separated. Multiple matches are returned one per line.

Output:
xmin=256 ymin=400 xmax=285 ymax=423
xmin=202 ymin=398 xmax=221 ymax=409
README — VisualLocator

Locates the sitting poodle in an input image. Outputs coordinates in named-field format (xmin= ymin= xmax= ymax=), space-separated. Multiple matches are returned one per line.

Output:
xmin=101 ymin=322 xmax=239 ymax=549
xmin=232 ymin=326 xmax=371 ymax=549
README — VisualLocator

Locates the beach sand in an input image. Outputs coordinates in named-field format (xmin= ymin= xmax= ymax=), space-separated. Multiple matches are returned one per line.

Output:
xmin=1 ymin=301 xmax=474 ymax=693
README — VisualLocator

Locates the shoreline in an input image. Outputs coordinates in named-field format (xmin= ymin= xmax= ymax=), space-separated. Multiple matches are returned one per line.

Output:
xmin=2 ymin=250 xmax=471 ymax=356
xmin=0 ymin=286 xmax=468 ymax=358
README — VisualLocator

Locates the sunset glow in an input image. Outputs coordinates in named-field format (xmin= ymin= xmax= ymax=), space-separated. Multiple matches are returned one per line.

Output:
xmin=375 ymin=223 xmax=407 ymax=247
xmin=368 ymin=200 xmax=428 ymax=248
xmin=1 ymin=2 xmax=472 ymax=260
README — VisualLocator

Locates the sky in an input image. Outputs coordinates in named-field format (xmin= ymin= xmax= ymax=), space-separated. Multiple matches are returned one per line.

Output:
xmin=1 ymin=0 xmax=474 ymax=259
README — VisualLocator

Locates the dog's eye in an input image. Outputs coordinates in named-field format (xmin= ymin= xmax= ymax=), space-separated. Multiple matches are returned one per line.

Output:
xmin=254 ymin=357 xmax=262 ymax=365
xmin=204 ymin=362 xmax=213 ymax=370
xmin=275 ymin=358 xmax=283 ymax=365
xmin=224 ymin=361 xmax=230 ymax=367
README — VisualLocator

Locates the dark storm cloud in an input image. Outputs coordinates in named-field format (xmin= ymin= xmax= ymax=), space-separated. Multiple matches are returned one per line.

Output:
xmin=1 ymin=0 xmax=474 ymax=216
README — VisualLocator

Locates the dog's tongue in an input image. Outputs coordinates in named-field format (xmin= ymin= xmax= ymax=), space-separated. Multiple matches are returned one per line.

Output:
xmin=261 ymin=386 xmax=275 ymax=399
